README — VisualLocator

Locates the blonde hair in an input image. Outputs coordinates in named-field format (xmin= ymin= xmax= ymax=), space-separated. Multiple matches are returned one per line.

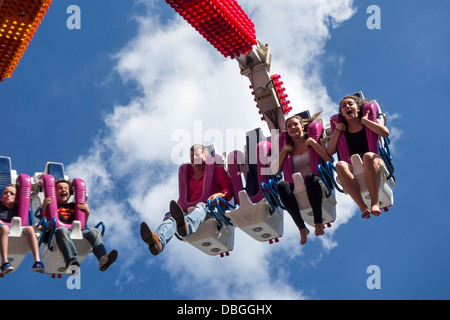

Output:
xmin=3 ymin=184 xmax=18 ymax=194
xmin=285 ymin=110 xmax=323 ymax=128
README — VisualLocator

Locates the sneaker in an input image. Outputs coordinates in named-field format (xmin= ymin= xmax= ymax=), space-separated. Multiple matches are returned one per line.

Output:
xmin=99 ymin=250 xmax=118 ymax=271
xmin=169 ymin=200 xmax=188 ymax=237
xmin=1 ymin=262 xmax=14 ymax=275
xmin=31 ymin=261 xmax=45 ymax=273
xmin=140 ymin=222 xmax=162 ymax=256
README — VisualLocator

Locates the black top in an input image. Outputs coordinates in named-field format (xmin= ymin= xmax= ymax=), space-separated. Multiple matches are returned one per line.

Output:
xmin=0 ymin=203 xmax=18 ymax=223
xmin=345 ymin=127 xmax=369 ymax=157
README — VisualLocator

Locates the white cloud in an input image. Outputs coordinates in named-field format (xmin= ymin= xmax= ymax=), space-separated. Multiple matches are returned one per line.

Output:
xmin=66 ymin=0 xmax=358 ymax=299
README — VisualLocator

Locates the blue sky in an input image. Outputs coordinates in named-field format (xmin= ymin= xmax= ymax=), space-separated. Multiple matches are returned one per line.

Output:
xmin=1 ymin=0 xmax=449 ymax=300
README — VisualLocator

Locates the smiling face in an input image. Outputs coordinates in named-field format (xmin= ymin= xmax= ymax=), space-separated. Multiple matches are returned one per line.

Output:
xmin=286 ymin=116 xmax=304 ymax=138
xmin=55 ymin=181 xmax=71 ymax=204
xmin=1 ymin=185 xmax=17 ymax=209
xmin=340 ymin=98 xmax=360 ymax=120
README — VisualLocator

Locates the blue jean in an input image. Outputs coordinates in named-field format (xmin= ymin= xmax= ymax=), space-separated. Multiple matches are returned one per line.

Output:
xmin=155 ymin=202 xmax=209 ymax=250
xmin=55 ymin=227 xmax=106 ymax=265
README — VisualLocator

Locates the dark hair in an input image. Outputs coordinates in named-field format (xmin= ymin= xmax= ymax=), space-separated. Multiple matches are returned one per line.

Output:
xmin=55 ymin=179 xmax=71 ymax=188
xmin=339 ymin=95 xmax=370 ymax=126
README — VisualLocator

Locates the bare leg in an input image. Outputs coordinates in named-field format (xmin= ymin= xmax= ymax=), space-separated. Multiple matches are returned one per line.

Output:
xmin=336 ymin=161 xmax=370 ymax=218
xmin=0 ymin=225 xmax=9 ymax=264
xmin=363 ymin=153 xmax=383 ymax=216
xmin=23 ymin=226 xmax=41 ymax=263
xmin=300 ymin=228 xmax=310 ymax=245
xmin=315 ymin=223 xmax=324 ymax=237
